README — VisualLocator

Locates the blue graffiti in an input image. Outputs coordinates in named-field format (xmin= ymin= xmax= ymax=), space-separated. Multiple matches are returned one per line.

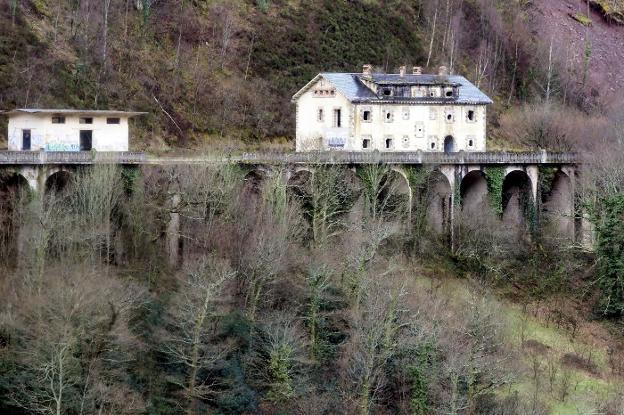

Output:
xmin=45 ymin=143 xmax=80 ymax=152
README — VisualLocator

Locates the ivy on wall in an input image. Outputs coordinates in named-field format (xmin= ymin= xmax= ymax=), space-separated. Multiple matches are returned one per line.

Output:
xmin=485 ymin=167 xmax=505 ymax=215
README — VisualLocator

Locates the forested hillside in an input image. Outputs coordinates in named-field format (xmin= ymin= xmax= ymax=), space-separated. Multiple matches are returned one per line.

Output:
xmin=1 ymin=1 xmax=624 ymax=415
xmin=2 ymin=0 xmax=623 ymax=149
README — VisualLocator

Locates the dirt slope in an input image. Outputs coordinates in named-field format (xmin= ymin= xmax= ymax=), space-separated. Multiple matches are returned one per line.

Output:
xmin=530 ymin=0 xmax=624 ymax=101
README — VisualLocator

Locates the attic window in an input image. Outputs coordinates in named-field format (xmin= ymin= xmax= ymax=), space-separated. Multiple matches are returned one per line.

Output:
xmin=79 ymin=117 xmax=93 ymax=124
xmin=51 ymin=116 xmax=65 ymax=124
xmin=382 ymin=88 xmax=392 ymax=96
xmin=106 ymin=117 xmax=121 ymax=124
xmin=445 ymin=90 xmax=453 ymax=97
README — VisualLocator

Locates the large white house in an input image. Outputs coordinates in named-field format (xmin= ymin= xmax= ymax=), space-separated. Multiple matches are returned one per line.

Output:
xmin=292 ymin=65 xmax=493 ymax=153
xmin=3 ymin=109 xmax=145 ymax=152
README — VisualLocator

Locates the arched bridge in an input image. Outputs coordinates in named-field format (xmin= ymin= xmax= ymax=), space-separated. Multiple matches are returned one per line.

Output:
xmin=0 ymin=150 xmax=583 ymax=253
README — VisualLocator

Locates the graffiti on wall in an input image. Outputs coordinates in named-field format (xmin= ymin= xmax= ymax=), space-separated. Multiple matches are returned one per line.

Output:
xmin=45 ymin=143 xmax=80 ymax=152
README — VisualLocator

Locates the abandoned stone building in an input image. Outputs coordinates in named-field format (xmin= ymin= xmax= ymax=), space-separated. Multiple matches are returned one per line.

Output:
xmin=292 ymin=65 xmax=492 ymax=152
xmin=3 ymin=109 xmax=145 ymax=152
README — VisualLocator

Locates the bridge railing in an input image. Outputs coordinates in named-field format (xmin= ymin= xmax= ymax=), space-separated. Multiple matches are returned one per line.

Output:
xmin=235 ymin=150 xmax=578 ymax=165
xmin=0 ymin=151 xmax=147 ymax=164
xmin=0 ymin=150 xmax=577 ymax=165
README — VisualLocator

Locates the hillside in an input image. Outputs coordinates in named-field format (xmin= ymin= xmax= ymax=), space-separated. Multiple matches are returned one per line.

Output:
xmin=4 ymin=0 xmax=623 ymax=150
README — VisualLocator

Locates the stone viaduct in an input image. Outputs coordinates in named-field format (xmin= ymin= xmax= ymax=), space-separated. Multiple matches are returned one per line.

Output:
xmin=0 ymin=150 xmax=584 ymax=264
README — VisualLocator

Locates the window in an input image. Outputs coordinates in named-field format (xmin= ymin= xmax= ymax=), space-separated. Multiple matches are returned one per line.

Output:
xmin=467 ymin=109 xmax=475 ymax=122
xmin=385 ymin=137 xmax=393 ymax=149
xmin=445 ymin=108 xmax=454 ymax=123
xmin=468 ymin=139 xmax=474 ymax=147
xmin=51 ymin=116 xmax=65 ymax=124
xmin=107 ymin=117 xmax=121 ymax=124
xmin=333 ymin=109 xmax=342 ymax=128
xmin=384 ymin=110 xmax=393 ymax=123
xmin=445 ymin=88 xmax=454 ymax=98
xmin=382 ymin=88 xmax=392 ymax=96
xmin=429 ymin=136 xmax=438 ymax=150
xmin=402 ymin=135 xmax=410 ymax=148
xmin=415 ymin=122 xmax=425 ymax=138
xmin=362 ymin=110 xmax=371 ymax=122
xmin=402 ymin=107 xmax=410 ymax=120
xmin=362 ymin=137 xmax=371 ymax=149
xmin=317 ymin=108 xmax=324 ymax=122
xmin=429 ymin=108 xmax=437 ymax=120
xmin=79 ymin=117 xmax=93 ymax=124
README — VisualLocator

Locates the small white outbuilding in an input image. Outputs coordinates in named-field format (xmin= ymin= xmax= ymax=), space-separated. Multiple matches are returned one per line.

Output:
xmin=3 ymin=109 xmax=146 ymax=152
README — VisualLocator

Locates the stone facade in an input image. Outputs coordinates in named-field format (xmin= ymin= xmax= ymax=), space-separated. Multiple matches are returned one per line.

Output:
xmin=292 ymin=66 xmax=492 ymax=153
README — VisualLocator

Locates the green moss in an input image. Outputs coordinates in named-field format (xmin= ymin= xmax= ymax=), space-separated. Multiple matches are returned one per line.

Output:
xmin=571 ymin=13 xmax=592 ymax=26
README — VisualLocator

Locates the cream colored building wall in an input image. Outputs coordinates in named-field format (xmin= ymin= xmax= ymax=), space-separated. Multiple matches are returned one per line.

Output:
xmin=295 ymin=79 xmax=354 ymax=151
xmin=7 ymin=113 xmax=130 ymax=151
xmin=353 ymin=103 xmax=486 ymax=152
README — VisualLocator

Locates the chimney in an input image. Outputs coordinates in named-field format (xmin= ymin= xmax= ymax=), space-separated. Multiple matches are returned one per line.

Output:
xmin=412 ymin=66 xmax=423 ymax=75
xmin=362 ymin=64 xmax=372 ymax=76
xmin=438 ymin=66 xmax=449 ymax=76
xmin=399 ymin=65 xmax=406 ymax=77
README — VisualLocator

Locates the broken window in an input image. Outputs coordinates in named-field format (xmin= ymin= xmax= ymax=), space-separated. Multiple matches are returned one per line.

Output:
xmin=445 ymin=108 xmax=454 ymax=123
xmin=106 ymin=117 xmax=121 ymax=124
xmin=79 ymin=117 xmax=93 ymax=124
xmin=333 ymin=109 xmax=342 ymax=128
xmin=51 ymin=116 xmax=65 ymax=124
xmin=384 ymin=110 xmax=393 ymax=123
xmin=385 ymin=137 xmax=393 ymax=149
xmin=431 ymin=142 xmax=436 ymax=149
xmin=317 ymin=108 xmax=324 ymax=122
xmin=467 ymin=109 xmax=475 ymax=122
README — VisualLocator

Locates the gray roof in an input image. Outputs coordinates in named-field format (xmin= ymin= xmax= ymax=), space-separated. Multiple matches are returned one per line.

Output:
xmin=292 ymin=73 xmax=493 ymax=105
xmin=2 ymin=109 xmax=147 ymax=117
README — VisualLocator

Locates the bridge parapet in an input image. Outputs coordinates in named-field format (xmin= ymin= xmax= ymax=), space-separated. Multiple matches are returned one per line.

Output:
xmin=0 ymin=150 xmax=577 ymax=165
xmin=0 ymin=151 xmax=146 ymax=164
xmin=235 ymin=151 xmax=578 ymax=165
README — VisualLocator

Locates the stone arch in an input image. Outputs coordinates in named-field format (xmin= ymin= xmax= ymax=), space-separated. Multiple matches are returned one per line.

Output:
xmin=0 ymin=171 xmax=31 ymax=267
xmin=542 ymin=169 xmax=574 ymax=239
xmin=460 ymin=170 xmax=489 ymax=216
xmin=243 ymin=168 xmax=268 ymax=196
xmin=426 ymin=170 xmax=452 ymax=234
xmin=502 ymin=170 xmax=534 ymax=229
xmin=45 ymin=169 xmax=74 ymax=195
xmin=287 ymin=168 xmax=313 ymax=200
xmin=444 ymin=135 xmax=455 ymax=154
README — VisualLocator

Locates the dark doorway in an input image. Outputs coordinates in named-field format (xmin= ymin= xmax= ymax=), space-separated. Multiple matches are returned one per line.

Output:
xmin=444 ymin=135 xmax=455 ymax=153
xmin=80 ymin=130 xmax=93 ymax=151
xmin=22 ymin=130 xmax=31 ymax=150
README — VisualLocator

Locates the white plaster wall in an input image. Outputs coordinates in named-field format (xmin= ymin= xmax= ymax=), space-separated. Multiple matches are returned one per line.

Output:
xmin=7 ymin=113 xmax=130 ymax=151
xmin=295 ymin=79 xmax=354 ymax=151
xmin=353 ymin=104 xmax=486 ymax=152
